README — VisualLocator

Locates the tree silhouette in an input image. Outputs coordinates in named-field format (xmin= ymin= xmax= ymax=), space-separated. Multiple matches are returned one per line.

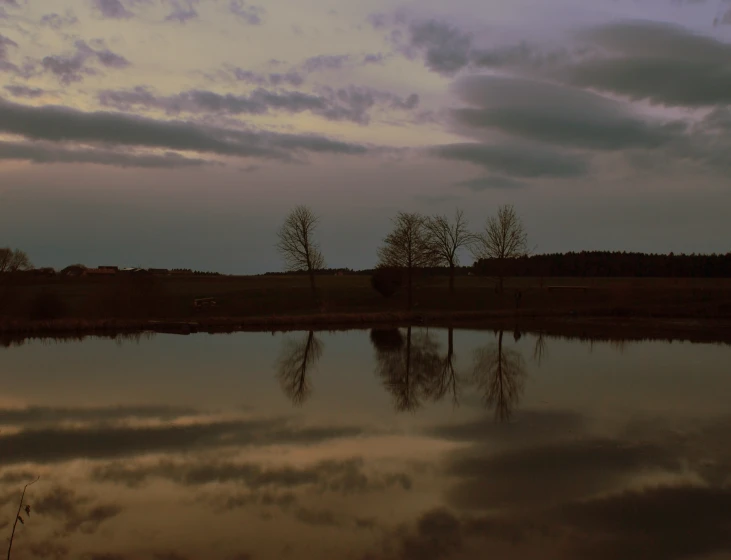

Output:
xmin=276 ymin=330 xmax=323 ymax=406
xmin=471 ymin=330 xmax=526 ymax=422
xmin=370 ymin=327 xmax=442 ymax=412
xmin=471 ymin=204 xmax=528 ymax=294
xmin=377 ymin=212 xmax=438 ymax=310
xmin=533 ymin=332 xmax=548 ymax=367
xmin=424 ymin=209 xmax=476 ymax=295
xmin=424 ymin=327 xmax=461 ymax=406
xmin=0 ymin=248 xmax=31 ymax=274
xmin=276 ymin=205 xmax=325 ymax=301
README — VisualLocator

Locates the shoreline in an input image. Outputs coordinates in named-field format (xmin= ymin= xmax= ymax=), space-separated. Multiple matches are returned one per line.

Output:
xmin=1 ymin=310 xmax=730 ymax=345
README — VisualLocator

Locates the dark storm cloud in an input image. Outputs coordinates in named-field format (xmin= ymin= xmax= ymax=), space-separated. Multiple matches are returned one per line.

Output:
xmin=42 ymin=40 xmax=130 ymax=84
xmin=40 ymin=11 xmax=79 ymax=29
xmin=228 ymin=0 xmax=264 ymax=25
xmin=562 ymin=21 xmax=731 ymax=106
xmin=0 ymin=416 xmax=366 ymax=465
xmin=0 ymin=97 xmax=368 ymax=161
xmin=0 ymin=404 xmax=198 ymax=426
xmin=451 ymin=75 xmax=688 ymax=150
xmin=0 ymin=140 xmax=211 ymax=168
xmin=407 ymin=19 xmax=472 ymax=76
xmin=432 ymin=142 xmax=589 ymax=178
xmin=98 ymin=85 xmax=419 ymax=124
xmin=92 ymin=0 xmax=133 ymax=19
xmin=396 ymin=17 xmax=731 ymax=109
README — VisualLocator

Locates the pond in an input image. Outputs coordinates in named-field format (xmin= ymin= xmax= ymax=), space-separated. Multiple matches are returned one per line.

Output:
xmin=1 ymin=328 xmax=730 ymax=560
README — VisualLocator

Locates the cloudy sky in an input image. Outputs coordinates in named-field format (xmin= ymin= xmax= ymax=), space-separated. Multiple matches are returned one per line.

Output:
xmin=0 ymin=0 xmax=730 ymax=273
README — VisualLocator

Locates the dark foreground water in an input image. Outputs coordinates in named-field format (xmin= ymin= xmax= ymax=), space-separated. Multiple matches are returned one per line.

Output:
xmin=1 ymin=328 xmax=730 ymax=560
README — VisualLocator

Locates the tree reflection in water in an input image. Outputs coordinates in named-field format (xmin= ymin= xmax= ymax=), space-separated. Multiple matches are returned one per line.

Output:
xmin=276 ymin=330 xmax=323 ymax=406
xmin=471 ymin=330 xmax=526 ymax=422
xmin=370 ymin=327 xmax=441 ymax=412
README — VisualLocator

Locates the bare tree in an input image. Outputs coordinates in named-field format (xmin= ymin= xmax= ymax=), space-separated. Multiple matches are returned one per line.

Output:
xmin=425 ymin=328 xmax=461 ymax=406
xmin=424 ymin=209 xmax=475 ymax=294
xmin=276 ymin=330 xmax=323 ymax=406
xmin=0 ymin=248 xmax=31 ymax=274
xmin=276 ymin=205 xmax=325 ymax=300
xmin=471 ymin=204 xmax=528 ymax=294
xmin=377 ymin=212 xmax=436 ymax=310
xmin=472 ymin=330 xmax=526 ymax=422
xmin=370 ymin=327 xmax=441 ymax=413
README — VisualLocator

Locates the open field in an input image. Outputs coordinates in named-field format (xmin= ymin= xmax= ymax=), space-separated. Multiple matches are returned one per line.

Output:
xmin=0 ymin=274 xmax=730 ymax=338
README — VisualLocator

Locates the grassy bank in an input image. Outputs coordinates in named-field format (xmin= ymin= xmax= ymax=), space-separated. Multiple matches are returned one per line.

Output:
xmin=0 ymin=274 xmax=730 ymax=338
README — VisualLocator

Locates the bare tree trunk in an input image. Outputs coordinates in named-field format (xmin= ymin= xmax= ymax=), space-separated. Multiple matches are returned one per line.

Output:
xmin=407 ymin=266 xmax=413 ymax=310
xmin=449 ymin=263 xmax=455 ymax=294
xmin=308 ymin=268 xmax=318 ymax=303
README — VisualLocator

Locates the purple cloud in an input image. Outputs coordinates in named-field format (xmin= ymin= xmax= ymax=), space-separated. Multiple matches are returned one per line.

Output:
xmin=42 ymin=40 xmax=130 ymax=84
xmin=0 ymin=33 xmax=17 ymax=60
xmin=4 ymin=85 xmax=45 ymax=98
xmin=93 ymin=0 xmax=133 ymax=19
xmin=165 ymin=0 xmax=198 ymax=23
xmin=228 ymin=0 xmax=264 ymax=25
xmin=40 ymin=11 xmax=79 ymax=29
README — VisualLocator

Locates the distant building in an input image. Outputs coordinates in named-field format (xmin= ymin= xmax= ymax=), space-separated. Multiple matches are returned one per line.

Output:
xmin=98 ymin=266 xmax=118 ymax=272
xmin=86 ymin=268 xmax=117 ymax=276
xmin=33 ymin=267 xmax=56 ymax=276
xmin=60 ymin=265 xmax=87 ymax=277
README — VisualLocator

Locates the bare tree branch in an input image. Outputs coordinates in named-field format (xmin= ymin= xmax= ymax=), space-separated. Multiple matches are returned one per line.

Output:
xmin=0 ymin=248 xmax=31 ymax=275
xmin=424 ymin=209 xmax=477 ymax=294
xmin=377 ymin=212 xmax=438 ymax=309
xmin=275 ymin=205 xmax=325 ymax=300
xmin=276 ymin=331 xmax=323 ymax=406
xmin=470 ymin=205 xmax=528 ymax=294
xmin=7 ymin=475 xmax=39 ymax=560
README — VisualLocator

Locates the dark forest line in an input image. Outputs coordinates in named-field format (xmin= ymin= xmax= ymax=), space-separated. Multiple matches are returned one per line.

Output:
xmin=261 ymin=251 xmax=731 ymax=279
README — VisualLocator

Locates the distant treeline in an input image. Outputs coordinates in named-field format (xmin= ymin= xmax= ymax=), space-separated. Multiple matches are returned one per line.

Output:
xmin=475 ymin=251 xmax=731 ymax=278
xmin=260 ymin=267 xmax=476 ymax=277
xmin=261 ymin=268 xmax=365 ymax=276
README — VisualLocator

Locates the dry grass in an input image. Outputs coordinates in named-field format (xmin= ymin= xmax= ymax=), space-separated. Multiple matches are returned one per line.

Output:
xmin=0 ymin=274 xmax=730 ymax=337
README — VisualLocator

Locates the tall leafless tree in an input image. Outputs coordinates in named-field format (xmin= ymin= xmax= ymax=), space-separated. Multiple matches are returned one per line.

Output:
xmin=377 ymin=212 xmax=436 ymax=310
xmin=425 ymin=328 xmax=461 ymax=406
xmin=424 ymin=209 xmax=476 ymax=294
xmin=370 ymin=327 xmax=441 ymax=413
xmin=0 ymin=248 xmax=31 ymax=274
xmin=276 ymin=206 xmax=325 ymax=300
xmin=471 ymin=204 xmax=528 ymax=294
xmin=276 ymin=330 xmax=323 ymax=406
xmin=472 ymin=330 xmax=526 ymax=422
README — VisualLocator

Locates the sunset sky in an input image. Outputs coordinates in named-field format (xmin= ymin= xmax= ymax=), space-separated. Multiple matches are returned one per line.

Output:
xmin=0 ymin=0 xmax=730 ymax=273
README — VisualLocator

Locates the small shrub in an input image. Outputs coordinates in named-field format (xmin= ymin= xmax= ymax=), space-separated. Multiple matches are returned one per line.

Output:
xmin=371 ymin=267 xmax=403 ymax=298
xmin=29 ymin=290 xmax=67 ymax=320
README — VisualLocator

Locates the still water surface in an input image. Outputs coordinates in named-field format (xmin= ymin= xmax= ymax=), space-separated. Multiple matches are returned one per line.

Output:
xmin=1 ymin=328 xmax=730 ymax=560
